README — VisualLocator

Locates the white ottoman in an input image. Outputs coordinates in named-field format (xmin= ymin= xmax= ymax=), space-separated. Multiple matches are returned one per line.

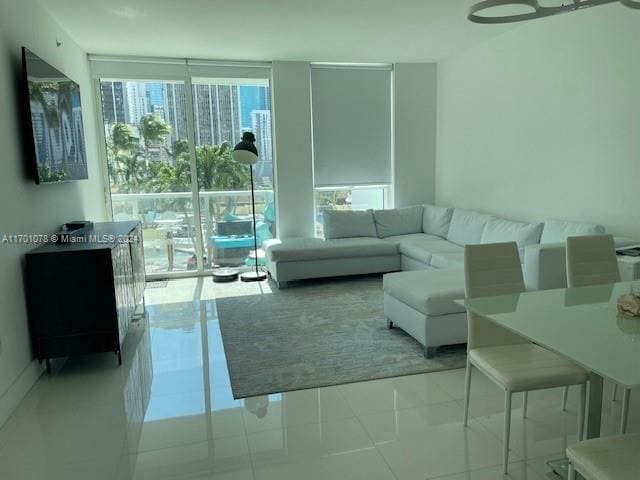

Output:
xmin=383 ymin=269 xmax=468 ymax=358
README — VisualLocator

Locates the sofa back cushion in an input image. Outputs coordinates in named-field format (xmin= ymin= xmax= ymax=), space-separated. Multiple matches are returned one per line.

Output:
xmin=323 ymin=210 xmax=377 ymax=239
xmin=446 ymin=208 xmax=494 ymax=246
xmin=481 ymin=218 xmax=544 ymax=258
xmin=540 ymin=219 xmax=606 ymax=244
xmin=373 ymin=206 xmax=424 ymax=238
xmin=422 ymin=204 xmax=454 ymax=238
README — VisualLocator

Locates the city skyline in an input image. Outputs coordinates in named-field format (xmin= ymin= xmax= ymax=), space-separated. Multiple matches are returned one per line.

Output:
xmin=100 ymin=80 xmax=273 ymax=185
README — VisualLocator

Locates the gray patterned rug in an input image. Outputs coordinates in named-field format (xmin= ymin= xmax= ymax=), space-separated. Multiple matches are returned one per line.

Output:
xmin=216 ymin=275 xmax=467 ymax=399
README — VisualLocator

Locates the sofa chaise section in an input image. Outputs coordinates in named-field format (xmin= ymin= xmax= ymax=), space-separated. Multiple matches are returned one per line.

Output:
xmin=264 ymin=237 xmax=400 ymax=287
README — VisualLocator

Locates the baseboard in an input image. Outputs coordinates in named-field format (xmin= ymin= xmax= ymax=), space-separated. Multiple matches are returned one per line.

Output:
xmin=0 ymin=360 xmax=44 ymax=429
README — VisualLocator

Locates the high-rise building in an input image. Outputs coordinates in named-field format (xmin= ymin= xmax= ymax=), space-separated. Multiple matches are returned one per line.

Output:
xmin=164 ymin=82 xmax=187 ymax=144
xmin=29 ymin=99 xmax=51 ymax=166
xmin=125 ymin=82 xmax=148 ymax=124
xmin=192 ymin=84 xmax=242 ymax=147
xmin=251 ymin=110 xmax=273 ymax=185
xmin=100 ymin=81 xmax=126 ymax=124
xmin=146 ymin=83 xmax=164 ymax=111
xmin=239 ymin=85 xmax=270 ymax=130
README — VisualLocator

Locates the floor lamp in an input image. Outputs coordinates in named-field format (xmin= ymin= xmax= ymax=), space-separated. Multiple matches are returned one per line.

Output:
xmin=232 ymin=132 xmax=267 ymax=282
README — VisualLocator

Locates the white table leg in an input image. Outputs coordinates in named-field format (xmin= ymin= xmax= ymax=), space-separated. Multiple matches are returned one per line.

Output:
xmin=585 ymin=373 xmax=603 ymax=439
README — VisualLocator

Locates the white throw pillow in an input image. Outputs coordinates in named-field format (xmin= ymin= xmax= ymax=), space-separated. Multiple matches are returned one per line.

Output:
xmin=323 ymin=210 xmax=377 ymax=239
xmin=446 ymin=208 xmax=494 ymax=246
xmin=373 ymin=206 xmax=424 ymax=238
xmin=481 ymin=218 xmax=544 ymax=258
xmin=422 ymin=204 xmax=454 ymax=238
xmin=540 ymin=219 xmax=606 ymax=244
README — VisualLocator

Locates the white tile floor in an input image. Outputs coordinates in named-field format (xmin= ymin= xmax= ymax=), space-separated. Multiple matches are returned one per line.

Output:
xmin=0 ymin=277 xmax=638 ymax=480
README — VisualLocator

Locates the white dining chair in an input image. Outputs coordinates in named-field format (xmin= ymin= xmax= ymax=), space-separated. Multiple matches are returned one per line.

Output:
xmin=567 ymin=432 xmax=640 ymax=480
xmin=463 ymin=242 xmax=589 ymax=474
xmin=566 ymin=234 xmax=631 ymax=434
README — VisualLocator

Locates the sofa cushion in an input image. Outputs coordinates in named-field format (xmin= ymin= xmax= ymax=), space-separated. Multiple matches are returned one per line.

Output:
xmin=446 ymin=209 xmax=494 ymax=246
xmin=323 ymin=209 xmax=377 ymax=239
xmin=384 ymin=233 xmax=441 ymax=244
xmin=373 ymin=206 xmax=424 ymax=238
xmin=540 ymin=219 xmax=606 ymax=244
xmin=430 ymin=252 xmax=465 ymax=270
xmin=265 ymin=237 xmax=398 ymax=262
xmin=420 ymin=239 xmax=465 ymax=254
xmin=481 ymin=218 xmax=543 ymax=256
xmin=398 ymin=241 xmax=434 ymax=264
xmin=383 ymin=269 xmax=466 ymax=316
xmin=385 ymin=235 xmax=463 ymax=264
xmin=422 ymin=204 xmax=454 ymax=238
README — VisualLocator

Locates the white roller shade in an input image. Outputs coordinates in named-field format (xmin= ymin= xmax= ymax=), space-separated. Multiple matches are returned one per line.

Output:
xmin=311 ymin=65 xmax=392 ymax=187
xmin=89 ymin=55 xmax=271 ymax=81
xmin=89 ymin=56 xmax=188 ymax=80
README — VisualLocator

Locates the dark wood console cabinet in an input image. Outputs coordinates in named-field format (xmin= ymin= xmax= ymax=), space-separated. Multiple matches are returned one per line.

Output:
xmin=25 ymin=221 xmax=145 ymax=372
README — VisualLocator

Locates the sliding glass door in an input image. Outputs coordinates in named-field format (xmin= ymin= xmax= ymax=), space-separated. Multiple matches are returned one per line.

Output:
xmin=191 ymin=78 xmax=275 ymax=270
xmin=100 ymin=79 xmax=201 ymax=274
xmin=94 ymin=60 xmax=274 ymax=277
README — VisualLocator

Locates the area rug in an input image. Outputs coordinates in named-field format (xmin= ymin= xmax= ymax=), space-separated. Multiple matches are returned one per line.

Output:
xmin=216 ymin=275 xmax=467 ymax=399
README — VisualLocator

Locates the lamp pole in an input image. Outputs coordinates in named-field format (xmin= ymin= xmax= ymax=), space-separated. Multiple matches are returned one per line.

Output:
xmin=232 ymin=132 xmax=267 ymax=282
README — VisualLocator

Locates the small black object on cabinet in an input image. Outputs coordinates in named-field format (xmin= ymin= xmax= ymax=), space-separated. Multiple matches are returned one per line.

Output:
xmin=25 ymin=221 xmax=145 ymax=373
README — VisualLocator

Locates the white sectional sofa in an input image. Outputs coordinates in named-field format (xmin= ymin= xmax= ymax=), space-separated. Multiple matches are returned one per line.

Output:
xmin=264 ymin=205 xmax=632 ymax=356
xmin=265 ymin=205 xmax=619 ymax=287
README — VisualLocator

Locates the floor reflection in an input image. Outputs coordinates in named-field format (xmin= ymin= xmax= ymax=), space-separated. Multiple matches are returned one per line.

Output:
xmin=0 ymin=277 xmax=631 ymax=480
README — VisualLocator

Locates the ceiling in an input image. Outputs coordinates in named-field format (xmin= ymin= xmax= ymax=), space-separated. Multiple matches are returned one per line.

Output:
xmin=40 ymin=0 xmax=517 ymax=62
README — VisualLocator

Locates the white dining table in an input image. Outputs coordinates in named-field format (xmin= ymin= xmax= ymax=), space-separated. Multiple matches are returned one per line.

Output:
xmin=457 ymin=281 xmax=640 ymax=478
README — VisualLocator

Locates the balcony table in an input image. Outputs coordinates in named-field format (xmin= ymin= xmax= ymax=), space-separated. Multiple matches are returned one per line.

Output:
xmin=456 ymin=281 xmax=640 ymax=478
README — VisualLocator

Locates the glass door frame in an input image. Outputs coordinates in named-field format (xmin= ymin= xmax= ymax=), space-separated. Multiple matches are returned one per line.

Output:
xmin=90 ymin=59 xmax=274 ymax=279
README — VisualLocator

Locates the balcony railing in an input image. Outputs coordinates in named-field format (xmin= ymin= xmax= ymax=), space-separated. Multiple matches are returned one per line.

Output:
xmin=111 ymin=190 xmax=274 ymax=274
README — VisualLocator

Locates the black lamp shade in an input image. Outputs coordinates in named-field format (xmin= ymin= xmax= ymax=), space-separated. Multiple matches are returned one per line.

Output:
xmin=232 ymin=132 xmax=259 ymax=165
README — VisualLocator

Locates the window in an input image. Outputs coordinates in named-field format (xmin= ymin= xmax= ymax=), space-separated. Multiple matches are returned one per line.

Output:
xmin=92 ymin=58 xmax=275 ymax=277
xmin=310 ymin=64 xmax=392 ymax=236
xmin=314 ymin=185 xmax=389 ymax=237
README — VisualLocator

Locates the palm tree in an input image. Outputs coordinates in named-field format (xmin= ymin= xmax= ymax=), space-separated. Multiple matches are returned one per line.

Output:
xmin=165 ymin=139 xmax=190 ymax=164
xmin=195 ymin=142 xmax=251 ymax=243
xmin=112 ymin=152 xmax=147 ymax=193
xmin=111 ymin=123 xmax=139 ymax=155
xmin=138 ymin=114 xmax=171 ymax=149
xmin=196 ymin=143 xmax=250 ymax=191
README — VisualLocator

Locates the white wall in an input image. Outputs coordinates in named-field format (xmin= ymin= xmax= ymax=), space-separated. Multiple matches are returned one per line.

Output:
xmin=271 ymin=61 xmax=316 ymax=238
xmin=394 ymin=63 xmax=437 ymax=207
xmin=0 ymin=0 xmax=106 ymax=426
xmin=436 ymin=6 xmax=640 ymax=237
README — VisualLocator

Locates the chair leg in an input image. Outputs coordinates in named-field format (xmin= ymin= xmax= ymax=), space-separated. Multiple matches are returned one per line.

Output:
xmin=463 ymin=360 xmax=473 ymax=427
xmin=620 ymin=388 xmax=631 ymax=434
xmin=612 ymin=383 xmax=618 ymax=402
xmin=503 ymin=391 xmax=512 ymax=475
xmin=578 ymin=382 xmax=586 ymax=441
xmin=562 ymin=386 xmax=569 ymax=411
xmin=568 ymin=463 xmax=576 ymax=480
xmin=522 ymin=391 xmax=528 ymax=419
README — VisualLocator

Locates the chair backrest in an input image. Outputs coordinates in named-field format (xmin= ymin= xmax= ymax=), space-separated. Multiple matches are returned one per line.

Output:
xmin=566 ymin=234 xmax=620 ymax=288
xmin=464 ymin=242 xmax=528 ymax=350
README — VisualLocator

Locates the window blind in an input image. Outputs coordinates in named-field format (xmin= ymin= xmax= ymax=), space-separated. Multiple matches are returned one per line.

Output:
xmin=88 ymin=55 xmax=271 ymax=80
xmin=311 ymin=65 xmax=392 ymax=187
